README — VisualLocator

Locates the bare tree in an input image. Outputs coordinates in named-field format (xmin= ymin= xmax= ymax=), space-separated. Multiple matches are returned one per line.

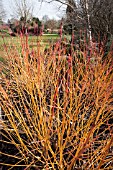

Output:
xmin=45 ymin=0 xmax=113 ymax=41
xmin=12 ymin=0 xmax=34 ymax=34
xmin=65 ymin=0 xmax=77 ymax=30
xmin=90 ymin=0 xmax=113 ymax=38
xmin=0 ymin=0 xmax=5 ymax=22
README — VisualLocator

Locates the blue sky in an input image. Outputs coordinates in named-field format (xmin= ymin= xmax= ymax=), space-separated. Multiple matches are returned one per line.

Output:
xmin=3 ymin=0 xmax=66 ymax=21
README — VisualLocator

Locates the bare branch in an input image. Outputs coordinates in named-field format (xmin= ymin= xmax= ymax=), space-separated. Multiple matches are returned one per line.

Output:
xmin=0 ymin=0 xmax=6 ymax=21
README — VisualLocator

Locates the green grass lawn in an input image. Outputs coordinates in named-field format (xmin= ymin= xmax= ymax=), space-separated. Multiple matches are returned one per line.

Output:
xmin=0 ymin=33 xmax=70 ymax=46
xmin=0 ymin=34 xmax=60 ymax=49
xmin=0 ymin=34 xmax=70 ymax=58
xmin=0 ymin=34 xmax=71 ymax=67
xmin=0 ymin=34 xmax=61 ymax=71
